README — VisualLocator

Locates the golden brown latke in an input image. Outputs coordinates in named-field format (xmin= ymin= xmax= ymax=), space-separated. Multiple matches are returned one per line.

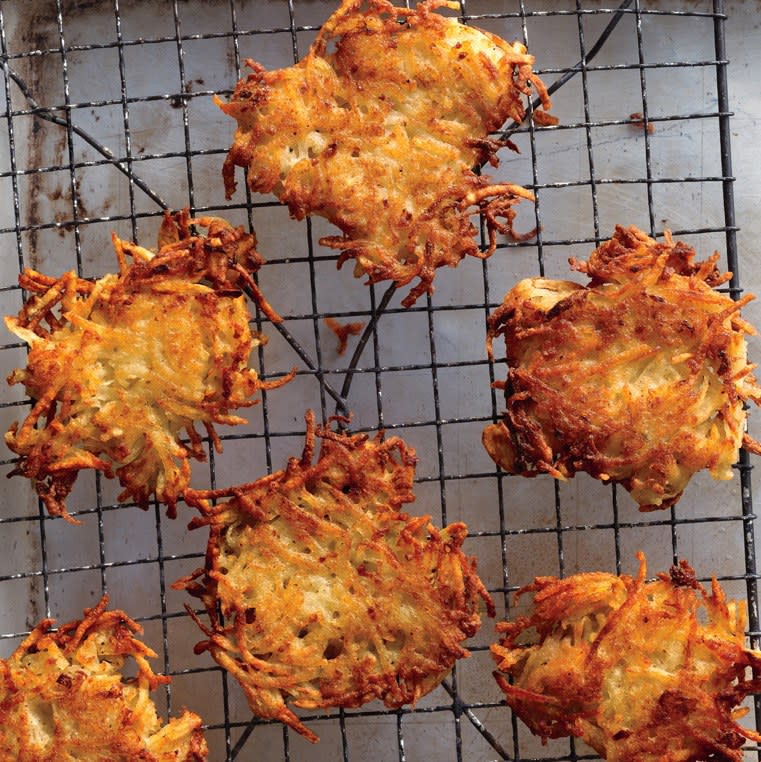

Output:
xmin=0 ymin=596 xmax=208 ymax=762
xmin=219 ymin=0 xmax=554 ymax=307
xmin=175 ymin=412 xmax=494 ymax=742
xmin=491 ymin=554 xmax=761 ymax=762
xmin=5 ymin=212 xmax=287 ymax=522
xmin=483 ymin=224 xmax=761 ymax=510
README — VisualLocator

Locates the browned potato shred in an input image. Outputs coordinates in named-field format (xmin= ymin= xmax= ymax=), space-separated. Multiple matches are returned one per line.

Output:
xmin=0 ymin=597 xmax=208 ymax=761
xmin=5 ymin=211 xmax=287 ymax=522
xmin=219 ymin=0 xmax=554 ymax=307
xmin=175 ymin=413 xmax=493 ymax=742
xmin=483 ymin=224 xmax=761 ymax=510
xmin=491 ymin=554 xmax=761 ymax=762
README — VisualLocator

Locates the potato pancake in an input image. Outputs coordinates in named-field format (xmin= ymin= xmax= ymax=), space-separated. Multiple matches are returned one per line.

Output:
xmin=0 ymin=597 xmax=208 ymax=761
xmin=492 ymin=554 xmax=761 ymax=762
xmin=219 ymin=0 xmax=553 ymax=307
xmin=5 ymin=212 xmax=284 ymax=522
xmin=176 ymin=413 xmax=493 ymax=742
xmin=483 ymin=224 xmax=761 ymax=510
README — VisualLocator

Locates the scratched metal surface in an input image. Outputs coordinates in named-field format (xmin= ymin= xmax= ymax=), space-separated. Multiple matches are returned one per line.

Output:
xmin=1 ymin=1 xmax=760 ymax=760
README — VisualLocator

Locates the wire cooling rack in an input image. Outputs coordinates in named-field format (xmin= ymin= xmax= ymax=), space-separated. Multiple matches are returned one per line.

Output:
xmin=0 ymin=1 xmax=758 ymax=760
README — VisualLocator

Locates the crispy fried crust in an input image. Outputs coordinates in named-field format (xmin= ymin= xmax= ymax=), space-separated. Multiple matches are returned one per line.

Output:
xmin=0 ymin=597 xmax=208 ymax=762
xmin=5 ymin=212 xmax=287 ymax=522
xmin=174 ymin=412 xmax=494 ymax=742
xmin=483 ymin=224 xmax=761 ymax=510
xmin=219 ymin=0 xmax=553 ymax=307
xmin=491 ymin=554 xmax=761 ymax=762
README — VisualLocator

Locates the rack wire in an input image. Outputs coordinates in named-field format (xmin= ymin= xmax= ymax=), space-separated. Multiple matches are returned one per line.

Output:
xmin=0 ymin=1 xmax=757 ymax=760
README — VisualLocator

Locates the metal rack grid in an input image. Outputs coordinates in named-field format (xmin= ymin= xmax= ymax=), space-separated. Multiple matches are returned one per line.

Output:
xmin=0 ymin=1 xmax=757 ymax=760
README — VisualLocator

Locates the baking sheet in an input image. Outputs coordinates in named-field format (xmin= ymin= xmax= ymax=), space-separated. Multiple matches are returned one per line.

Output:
xmin=1 ymin=1 xmax=760 ymax=759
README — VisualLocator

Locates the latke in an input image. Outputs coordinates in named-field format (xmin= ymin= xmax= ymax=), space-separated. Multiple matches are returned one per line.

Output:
xmin=219 ymin=0 xmax=553 ymax=307
xmin=483 ymin=224 xmax=761 ymax=510
xmin=491 ymin=554 xmax=761 ymax=762
xmin=5 ymin=212 xmax=285 ymax=522
xmin=0 ymin=597 xmax=208 ymax=761
xmin=175 ymin=412 xmax=493 ymax=742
